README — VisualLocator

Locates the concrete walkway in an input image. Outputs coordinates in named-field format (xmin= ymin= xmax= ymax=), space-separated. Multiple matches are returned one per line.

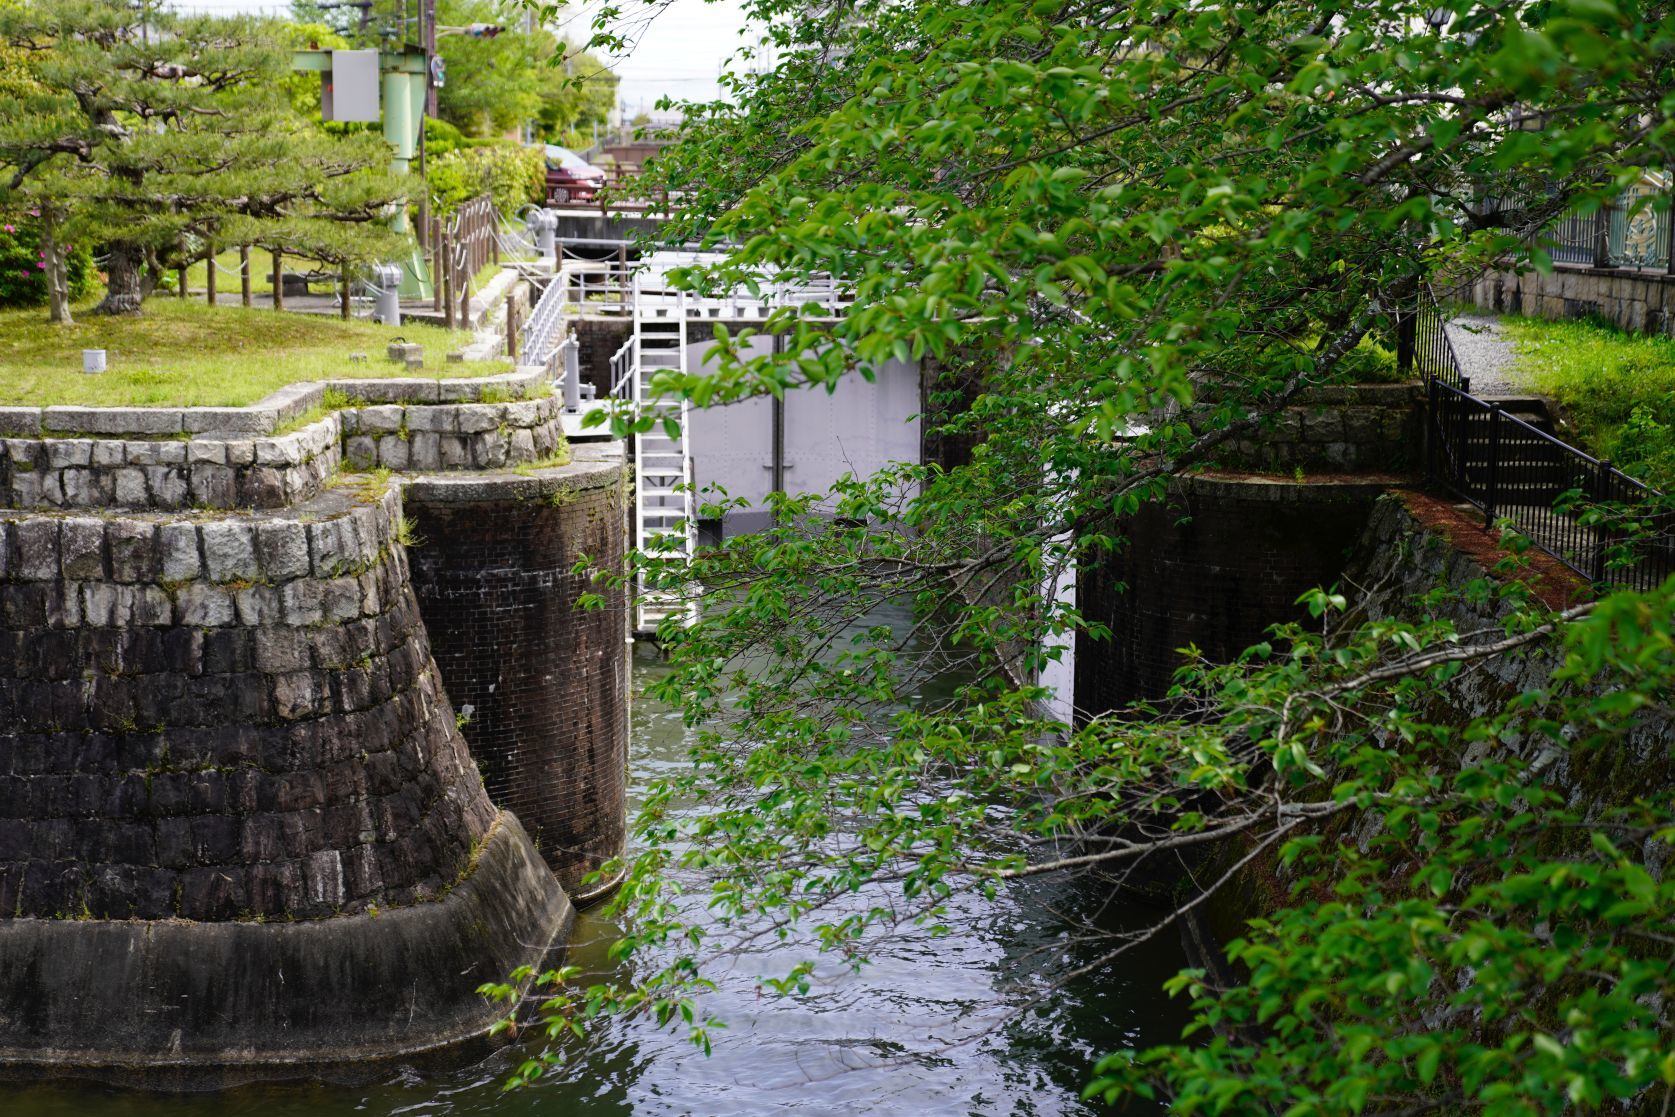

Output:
xmin=1444 ymin=312 xmax=1529 ymax=397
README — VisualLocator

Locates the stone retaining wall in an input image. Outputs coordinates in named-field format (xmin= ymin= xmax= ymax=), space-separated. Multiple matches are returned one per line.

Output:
xmin=0 ymin=370 xmax=627 ymax=1079
xmin=341 ymin=396 xmax=565 ymax=473
xmin=1214 ymin=384 xmax=1422 ymax=474
xmin=0 ymin=395 xmax=566 ymax=512
xmin=1469 ymin=264 xmax=1675 ymax=335
xmin=0 ymin=486 xmax=496 ymax=922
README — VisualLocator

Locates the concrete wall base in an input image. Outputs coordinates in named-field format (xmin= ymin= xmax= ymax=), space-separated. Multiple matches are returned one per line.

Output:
xmin=0 ymin=811 xmax=571 ymax=1088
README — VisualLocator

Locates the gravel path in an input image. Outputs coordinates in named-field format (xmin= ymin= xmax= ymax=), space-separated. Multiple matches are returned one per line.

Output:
xmin=1444 ymin=313 xmax=1530 ymax=397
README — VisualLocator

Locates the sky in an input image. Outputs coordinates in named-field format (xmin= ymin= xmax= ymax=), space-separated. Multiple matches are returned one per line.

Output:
xmin=168 ymin=0 xmax=753 ymax=114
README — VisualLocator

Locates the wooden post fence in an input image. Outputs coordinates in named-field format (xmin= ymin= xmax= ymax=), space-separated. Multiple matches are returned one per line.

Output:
xmin=240 ymin=246 xmax=252 ymax=307
xmin=272 ymin=249 xmax=284 ymax=312
xmin=205 ymin=247 xmax=216 ymax=307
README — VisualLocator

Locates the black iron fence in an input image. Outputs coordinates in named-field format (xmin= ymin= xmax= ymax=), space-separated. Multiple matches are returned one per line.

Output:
xmin=1538 ymin=186 xmax=1673 ymax=272
xmin=1412 ymin=287 xmax=1675 ymax=592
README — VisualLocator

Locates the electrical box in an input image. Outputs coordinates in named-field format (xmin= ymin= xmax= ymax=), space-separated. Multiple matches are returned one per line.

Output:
xmin=323 ymin=49 xmax=380 ymax=123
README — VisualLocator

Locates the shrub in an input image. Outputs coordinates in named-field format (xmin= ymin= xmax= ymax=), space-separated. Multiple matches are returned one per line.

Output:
xmin=426 ymin=143 xmax=545 ymax=217
xmin=0 ymin=213 xmax=93 ymax=309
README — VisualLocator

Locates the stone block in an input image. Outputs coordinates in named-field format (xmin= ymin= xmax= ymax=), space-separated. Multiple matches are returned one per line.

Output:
xmin=90 ymin=440 xmax=125 ymax=468
xmin=13 ymin=519 xmax=59 ymax=580
xmin=234 ymin=584 xmax=283 ymax=626
xmin=472 ymin=431 xmax=509 ymax=469
xmin=358 ymin=405 xmax=404 ymax=434
xmin=376 ymin=434 xmax=410 ymax=471
xmin=239 ymin=467 xmax=287 ymax=508
xmin=225 ymin=440 xmax=256 ymax=467
xmin=440 ymin=436 xmax=470 ymax=469
xmin=0 ymin=408 xmax=41 ymax=436
xmin=45 ymin=440 xmax=93 ymax=469
xmin=159 ymin=523 xmax=203 ymax=582
xmin=187 ymin=441 xmax=227 ymax=466
xmin=408 ymin=432 xmax=441 ymax=471
xmin=503 ymin=400 xmax=542 ymax=427
xmin=189 ymin=464 xmax=237 ymax=508
xmin=404 ymin=407 xmax=453 ymax=433
xmin=201 ymin=522 xmax=259 ymax=583
xmin=144 ymin=466 xmax=188 ymax=509
xmin=131 ymin=585 xmax=175 ymax=626
xmin=453 ymin=405 xmax=500 ymax=433
xmin=59 ymin=518 xmax=106 ymax=580
xmin=255 ymin=521 xmax=310 ymax=582
xmin=44 ymin=406 xmax=180 ymax=436
xmin=280 ymin=578 xmax=325 ymax=626
xmin=176 ymin=582 xmax=235 ymax=626
xmin=253 ymin=628 xmax=312 ymax=675
xmin=344 ymin=435 xmax=376 ymax=470
xmin=157 ymin=442 xmax=187 ymax=465
xmin=106 ymin=521 xmax=159 ymax=583
xmin=113 ymin=468 xmax=148 ymax=506
xmin=180 ymin=408 xmax=277 ymax=434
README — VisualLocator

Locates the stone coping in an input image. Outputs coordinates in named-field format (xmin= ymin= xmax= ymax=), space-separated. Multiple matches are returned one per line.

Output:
xmin=399 ymin=441 xmax=624 ymax=505
xmin=0 ymin=366 xmax=554 ymax=440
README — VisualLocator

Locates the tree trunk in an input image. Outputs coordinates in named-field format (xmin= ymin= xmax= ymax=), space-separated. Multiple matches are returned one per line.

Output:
xmin=40 ymin=212 xmax=72 ymax=326
xmin=95 ymin=243 xmax=148 ymax=316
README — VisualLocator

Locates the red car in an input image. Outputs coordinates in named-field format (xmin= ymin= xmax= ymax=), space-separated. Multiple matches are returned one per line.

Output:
xmin=544 ymin=145 xmax=606 ymax=204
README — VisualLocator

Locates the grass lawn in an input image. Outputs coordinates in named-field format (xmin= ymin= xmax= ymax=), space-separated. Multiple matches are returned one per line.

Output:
xmin=1503 ymin=314 xmax=1675 ymax=484
xmin=0 ymin=297 xmax=510 ymax=408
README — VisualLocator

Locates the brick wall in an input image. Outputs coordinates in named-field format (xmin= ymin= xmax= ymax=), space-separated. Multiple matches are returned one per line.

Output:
xmin=1075 ymin=476 xmax=1384 ymax=713
xmin=405 ymin=452 xmax=629 ymax=896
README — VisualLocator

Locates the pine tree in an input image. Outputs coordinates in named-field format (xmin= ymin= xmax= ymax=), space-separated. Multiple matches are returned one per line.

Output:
xmin=0 ymin=0 xmax=410 ymax=317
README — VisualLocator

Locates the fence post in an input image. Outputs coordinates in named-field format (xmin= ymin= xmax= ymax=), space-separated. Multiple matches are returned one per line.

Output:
xmin=339 ymin=265 xmax=351 ymax=321
xmin=240 ymin=245 xmax=252 ymax=307
xmin=1592 ymin=458 xmax=1613 ymax=583
xmin=177 ymin=264 xmax=187 ymax=299
xmin=1666 ymin=188 xmax=1675 ymax=276
xmin=205 ymin=247 xmax=216 ymax=306
xmin=443 ymin=242 xmax=455 ymax=330
xmin=1395 ymin=307 xmax=1416 ymax=377
xmin=506 ymin=294 xmax=518 ymax=360
xmin=272 ymin=249 xmax=284 ymax=312
xmin=1425 ymin=376 xmax=1438 ymax=482
xmin=1593 ymin=202 xmax=1612 ymax=269
xmin=1484 ymin=402 xmax=1501 ymax=526
xmin=432 ymin=217 xmax=444 ymax=312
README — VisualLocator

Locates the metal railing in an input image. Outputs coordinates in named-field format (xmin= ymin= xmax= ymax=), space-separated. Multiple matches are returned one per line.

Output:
xmin=1414 ymin=286 xmax=1675 ymax=591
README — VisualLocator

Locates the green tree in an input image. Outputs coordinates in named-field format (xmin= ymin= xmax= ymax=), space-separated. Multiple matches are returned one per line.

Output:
xmin=501 ymin=0 xmax=1675 ymax=1112
xmin=0 ymin=0 xmax=409 ymax=316
xmin=434 ymin=0 xmax=615 ymax=142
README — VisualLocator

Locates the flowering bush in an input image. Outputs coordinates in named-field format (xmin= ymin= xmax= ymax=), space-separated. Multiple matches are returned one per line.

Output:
xmin=0 ymin=213 xmax=93 ymax=309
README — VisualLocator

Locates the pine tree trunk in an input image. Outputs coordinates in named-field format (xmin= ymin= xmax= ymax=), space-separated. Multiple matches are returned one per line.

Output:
xmin=95 ymin=243 xmax=148 ymax=316
xmin=40 ymin=214 xmax=72 ymax=326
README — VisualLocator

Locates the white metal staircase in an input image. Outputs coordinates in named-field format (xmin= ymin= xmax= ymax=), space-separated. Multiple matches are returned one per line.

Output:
xmin=627 ymin=273 xmax=698 ymax=634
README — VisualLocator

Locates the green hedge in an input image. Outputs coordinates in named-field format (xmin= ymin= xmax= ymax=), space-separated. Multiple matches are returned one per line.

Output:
xmin=426 ymin=143 xmax=545 ymax=217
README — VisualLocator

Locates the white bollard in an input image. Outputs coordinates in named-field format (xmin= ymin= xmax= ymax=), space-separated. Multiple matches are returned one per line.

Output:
xmin=82 ymin=349 xmax=106 ymax=374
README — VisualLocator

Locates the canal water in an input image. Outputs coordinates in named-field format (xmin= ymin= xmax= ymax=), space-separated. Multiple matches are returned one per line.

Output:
xmin=12 ymin=643 xmax=1191 ymax=1117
